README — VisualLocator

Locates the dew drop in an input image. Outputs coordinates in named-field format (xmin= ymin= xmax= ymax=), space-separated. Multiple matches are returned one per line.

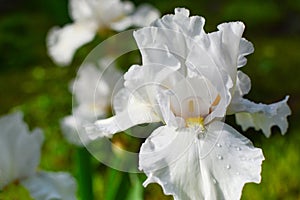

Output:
xmin=212 ymin=178 xmax=217 ymax=184
xmin=197 ymin=132 xmax=204 ymax=139
xmin=236 ymin=147 xmax=241 ymax=151
xmin=217 ymin=155 xmax=223 ymax=160
xmin=217 ymin=143 xmax=222 ymax=147
xmin=226 ymin=164 xmax=231 ymax=169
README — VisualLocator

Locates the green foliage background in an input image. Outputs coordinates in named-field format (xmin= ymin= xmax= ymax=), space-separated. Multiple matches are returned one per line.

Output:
xmin=0 ymin=0 xmax=299 ymax=199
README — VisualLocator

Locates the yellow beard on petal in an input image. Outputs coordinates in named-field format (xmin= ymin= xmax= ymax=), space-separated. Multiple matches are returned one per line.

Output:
xmin=186 ymin=116 xmax=204 ymax=128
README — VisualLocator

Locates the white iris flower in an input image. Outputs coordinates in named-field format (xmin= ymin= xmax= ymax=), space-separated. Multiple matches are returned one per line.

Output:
xmin=47 ymin=0 xmax=160 ymax=66
xmin=61 ymin=58 xmax=122 ymax=146
xmin=87 ymin=8 xmax=291 ymax=200
xmin=0 ymin=112 xmax=77 ymax=200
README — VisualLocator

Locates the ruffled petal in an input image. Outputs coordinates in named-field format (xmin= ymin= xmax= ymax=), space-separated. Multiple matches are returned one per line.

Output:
xmin=133 ymin=8 xmax=205 ymax=67
xmin=228 ymin=71 xmax=291 ymax=137
xmin=46 ymin=22 xmax=97 ymax=66
xmin=186 ymin=22 xmax=251 ymax=106
xmin=199 ymin=21 xmax=246 ymax=83
xmin=153 ymin=8 xmax=205 ymax=38
xmin=237 ymin=38 xmax=254 ymax=68
xmin=21 ymin=171 xmax=77 ymax=200
xmin=134 ymin=8 xmax=250 ymax=85
xmin=233 ymin=96 xmax=291 ymax=137
xmin=233 ymin=70 xmax=251 ymax=97
xmin=139 ymin=122 xmax=264 ymax=200
xmin=0 ymin=112 xmax=44 ymax=189
xmin=132 ymin=9 xmax=249 ymax=123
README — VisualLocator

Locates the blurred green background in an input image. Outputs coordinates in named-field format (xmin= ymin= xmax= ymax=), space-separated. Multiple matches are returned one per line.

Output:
xmin=0 ymin=0 xmax=299 ymax=199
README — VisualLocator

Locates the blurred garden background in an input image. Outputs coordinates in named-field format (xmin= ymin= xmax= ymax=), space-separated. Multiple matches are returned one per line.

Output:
xmin=0 ymin=0 xmax=300 ymax=199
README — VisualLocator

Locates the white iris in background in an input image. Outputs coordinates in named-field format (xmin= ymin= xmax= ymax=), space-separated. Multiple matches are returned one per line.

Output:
xmin=0 ymin=112 xmax=77 ymax=200
xmin=87 ymin=8 xmax=291 ymax=200
xmin=47 ymin=0 xmax=160 ymax=66
xmin=61 ymin=58 xmax=122 ymax=146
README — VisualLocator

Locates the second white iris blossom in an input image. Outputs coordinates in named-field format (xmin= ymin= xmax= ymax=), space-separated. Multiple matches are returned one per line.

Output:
xmin=47 ymin=0 xmax=160 ymax=66
xmin=61 ymin=58 xmax=122 ymax=146
xmin=86 ymin=8 xmax=291 ymax=200
xmin=0 ymin=112 xmax=77 ymax=200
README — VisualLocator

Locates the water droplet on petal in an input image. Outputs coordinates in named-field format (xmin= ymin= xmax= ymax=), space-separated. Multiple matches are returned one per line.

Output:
xmin=236 ymin=147 xmax=241 ymax=151
xmin=212 ymin=178 xmax=217 ymax=184
xmin=197 ymin=132 xmax=204 ymax=139
xmin=217 ymin=155 xmax=223 ymax=160
xmin=226 ymin=164 xmax=231 ymax=169
xmin=217 ymin=143 xmax=222 ymax=147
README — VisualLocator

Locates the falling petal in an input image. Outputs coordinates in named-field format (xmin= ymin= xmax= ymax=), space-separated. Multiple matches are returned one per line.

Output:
xmin=139 ymin=121 xmax=264 ymax=200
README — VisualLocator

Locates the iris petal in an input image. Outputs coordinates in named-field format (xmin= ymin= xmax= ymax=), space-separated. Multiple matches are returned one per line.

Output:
xmin=0 ymin=112 xmax=44 ymax=189
xmin=139 ymin=121 xmax=264 ymax=200
xmin=22 ymin=171 xmax=77 ymax=200
xmin=229 ymin=71 xmax=291 ymax=137
xmin=46 ymin=22 xmax=97 ymax=66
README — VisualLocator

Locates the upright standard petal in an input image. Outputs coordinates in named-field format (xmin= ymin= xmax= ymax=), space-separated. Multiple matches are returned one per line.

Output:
xmin=47 ymin=22 xmax=97 ymax=66
xmin=139 ymin=122 xmax=264 ymax=200
xmin=21 ymin=171 xmax=77 ymax=200
xmin=192 ymin=21 xmax=246 ymax=84
xmin=0 ymin=112 xmax=44 ymax=189
xmin=133 ymin=8 xmax=205 ymax=67
xmin=134 ymin=8 xmax=250 ymax=86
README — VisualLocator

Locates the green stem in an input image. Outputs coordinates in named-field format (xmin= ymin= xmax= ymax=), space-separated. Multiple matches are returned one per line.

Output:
xmin=76 ymin=147 xmax=94 ymax=200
